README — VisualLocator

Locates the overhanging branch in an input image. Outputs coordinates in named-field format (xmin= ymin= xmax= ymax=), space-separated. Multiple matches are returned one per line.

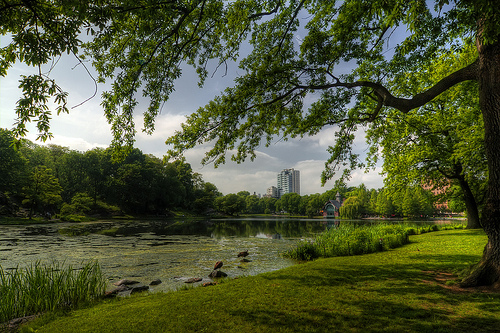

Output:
xmin=318 ymin=58 xmax=479 ymax=113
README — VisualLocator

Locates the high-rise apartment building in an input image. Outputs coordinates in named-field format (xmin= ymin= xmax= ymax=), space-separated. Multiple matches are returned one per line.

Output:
xmin=277 ymin=168 xmax=300 ymax=197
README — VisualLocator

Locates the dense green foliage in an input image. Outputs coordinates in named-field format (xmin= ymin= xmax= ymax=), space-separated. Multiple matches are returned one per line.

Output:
xmin=366 ymin=43 xmax=486 ymax=228
xmin=0 ymin=260 xmax=105 ymax=323
xmin=3 ymin=1 xmax=495 ymax=183
xmin=20 ymin=230 xmax=498 ymax=333
xmin=1 ymin=127 xmax=450 ymax=219
xmin=212 ymin=184 xmax=442 ymax=218
xmin=0 ymin=129 xmax=220 ymax=218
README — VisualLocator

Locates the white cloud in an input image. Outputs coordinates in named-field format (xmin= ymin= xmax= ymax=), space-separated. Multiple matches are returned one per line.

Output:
xmin=1 ymin=51 xmax=385 ymax=197
xmin=293 ymin=160 xmax=327 ymax=194
xmin=135 ymin=114 xmax=186 ymax=140
xmin=349 ymin=167 xmax=385 ymax=189
xmin=42 ymin=135 xmax=108 ymax=151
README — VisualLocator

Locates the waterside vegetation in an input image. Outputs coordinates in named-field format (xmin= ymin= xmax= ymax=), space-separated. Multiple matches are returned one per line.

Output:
xmin=0 ymin=260 xmax=105 ymax=324
xmin=283 ymin=222 xmax=466 ymax=260
xmin=15 ymin=229 xmax=499 ymax=333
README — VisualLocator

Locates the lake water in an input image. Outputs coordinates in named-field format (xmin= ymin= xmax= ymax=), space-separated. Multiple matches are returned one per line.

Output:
xmin=0 ymin=218 xmax=332 ymax=293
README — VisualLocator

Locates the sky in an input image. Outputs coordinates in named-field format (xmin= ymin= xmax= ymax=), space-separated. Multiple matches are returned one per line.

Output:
xmin=0 ymin=36 xmax=385 ymax=196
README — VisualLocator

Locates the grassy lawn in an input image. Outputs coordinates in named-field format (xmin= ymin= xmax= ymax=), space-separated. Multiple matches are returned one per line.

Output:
xmin=21 ymin=229 xmax=500 ymax=333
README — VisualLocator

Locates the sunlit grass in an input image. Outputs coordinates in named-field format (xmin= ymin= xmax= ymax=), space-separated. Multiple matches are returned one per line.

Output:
xmin=0 ymin=260 xmax=106 ymax=323
xmin=21 ymin=229 xmax=499 ymax=333
xmin=282 ymin=222 xmax=466 ymax=260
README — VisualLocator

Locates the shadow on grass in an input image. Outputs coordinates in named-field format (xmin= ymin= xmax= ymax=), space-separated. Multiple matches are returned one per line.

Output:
xmin=263 ymin=254 xmax=479 ymax=288
xmin=227 ymin=296 xmax=499 ymax=332
xmin=431 ymin=229 xmax=487 ymax=237
xmin=249 ymin=253 xmax=500 ymax=332
xmin=406 ymin=254 xmax=480 ymax=267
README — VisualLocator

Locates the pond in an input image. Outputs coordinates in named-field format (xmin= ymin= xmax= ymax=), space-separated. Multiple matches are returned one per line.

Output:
xmin=0 ymin=218 xmax=333 ymax=293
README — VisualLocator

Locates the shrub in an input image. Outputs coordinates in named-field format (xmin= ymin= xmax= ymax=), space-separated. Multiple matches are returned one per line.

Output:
xmin=283 ymin=222 xmax=466 ymax=261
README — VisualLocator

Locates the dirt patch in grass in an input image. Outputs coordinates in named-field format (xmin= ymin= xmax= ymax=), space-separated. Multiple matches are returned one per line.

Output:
xmin=421 ymin=270 xmax=500 ymax=294
xmin=1 ymin=315 xmax=39 ymax=332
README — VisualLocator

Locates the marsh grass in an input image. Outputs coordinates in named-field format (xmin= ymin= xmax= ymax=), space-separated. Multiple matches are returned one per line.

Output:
xmin=283 ymin=222 xmax=465 ymax=260
xmin=0 ymin=260 xmax=106 ymax=323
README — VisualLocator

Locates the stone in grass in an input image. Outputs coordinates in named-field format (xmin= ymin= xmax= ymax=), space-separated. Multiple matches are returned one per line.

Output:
xmin=129 ymin=284 xmax=149 ymax=293
xmin=149 ymin=279 xmax=162 ymax=286
xmin=203 ymin=281 xmax=218 ymax=287
xmin=104 ymin=284 xmax=129 ymax=298
xmin=208 ymin=270 xmax=228 ymax=278
xmin=113 ymin=279 xmax=140 ymax=286
xmin=105 ymin=282 xmax=150 ymax=298
xmin=185 ymin=277 xmax=203 ymax=283
xmin=117 ymin=284 xmax=150 ymax=297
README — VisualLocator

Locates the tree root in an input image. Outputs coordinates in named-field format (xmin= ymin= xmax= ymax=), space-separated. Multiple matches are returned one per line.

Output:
xmin=459 ymin=260 xmax=500 ymax=288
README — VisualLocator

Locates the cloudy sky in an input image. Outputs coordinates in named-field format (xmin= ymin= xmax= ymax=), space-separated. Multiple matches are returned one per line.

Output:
xmin=0 ymin=36 xmax=385 ymax=196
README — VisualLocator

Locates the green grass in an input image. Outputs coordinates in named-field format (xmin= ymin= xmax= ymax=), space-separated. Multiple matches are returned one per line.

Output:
xmin=283 ymin=222 xmax=466 ymax=260
xmin=19 ymin=229 xmax=500 ymax=332
xmin=0 ymin=260 xmax=106 ymax=323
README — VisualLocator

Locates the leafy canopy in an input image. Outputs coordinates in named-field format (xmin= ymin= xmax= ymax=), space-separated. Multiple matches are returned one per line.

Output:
xmin=366 ymin=42 xmax=486 ymax=192
xmin=4 ymin=1 xmax=496 ymax=184
xmin=86 ymin=0 xmax=485 ymax=181
xmin=1 ymin=1 xmax=109 ymax=142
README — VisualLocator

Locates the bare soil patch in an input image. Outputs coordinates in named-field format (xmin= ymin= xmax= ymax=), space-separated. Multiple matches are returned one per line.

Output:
xmin=422 ymin=270 xmax=500 ymax=294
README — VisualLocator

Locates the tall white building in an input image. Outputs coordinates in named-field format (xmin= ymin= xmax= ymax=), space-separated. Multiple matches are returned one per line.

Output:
xmin=277 ymin=168 xmax=300 ymax=197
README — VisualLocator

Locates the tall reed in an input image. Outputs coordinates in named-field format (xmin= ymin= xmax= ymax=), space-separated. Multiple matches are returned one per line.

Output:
xmin=0 ymin=260 xmax=106 ymax=323
xmin=282 ymin=222 xmax=465 ymax=261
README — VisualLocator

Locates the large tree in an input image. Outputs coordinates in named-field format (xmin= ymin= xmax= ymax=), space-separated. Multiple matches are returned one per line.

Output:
xmin=366 ymin=43 xmax=486 ymax=228
xmin=4 ymin=1 xmax=500 ymax=287
xmin=0 ymin=129 xmax=26 ymax=194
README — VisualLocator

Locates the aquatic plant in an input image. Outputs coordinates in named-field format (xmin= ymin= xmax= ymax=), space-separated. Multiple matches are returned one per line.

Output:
xmin=0 ymin=260 xmax=106 ymax=323
xmin=283 ymin=222 xmax=465 ymax=260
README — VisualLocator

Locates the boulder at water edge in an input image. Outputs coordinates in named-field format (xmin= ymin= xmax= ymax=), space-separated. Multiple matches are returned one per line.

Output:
xmin=149 ymin=279 xmax=162 ymax=286
xmin=208 ymin=270 xmax=228 ymax=278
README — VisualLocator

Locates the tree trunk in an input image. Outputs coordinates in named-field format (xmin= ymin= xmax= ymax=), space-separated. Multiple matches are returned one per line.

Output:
xmin=460 ymin=36 xmax=500 ymax=287
xmin=457 ymin=178 xmax=481 ymax=229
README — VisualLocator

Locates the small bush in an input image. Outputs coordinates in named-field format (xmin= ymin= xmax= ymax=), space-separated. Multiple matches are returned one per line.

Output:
xmin=59 ymin=214 xmax=89 ymax=222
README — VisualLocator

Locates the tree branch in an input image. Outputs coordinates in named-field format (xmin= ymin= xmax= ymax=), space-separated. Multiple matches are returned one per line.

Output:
xmin=302 ymin=58 xmax=479 ymax=113
xmin=276 ymin=0 xmax=305 ymax=52
xmin=248 ymin=1 xmax=282 ymax=20
xmin=1 ymin=1 xmax=23 ymax=12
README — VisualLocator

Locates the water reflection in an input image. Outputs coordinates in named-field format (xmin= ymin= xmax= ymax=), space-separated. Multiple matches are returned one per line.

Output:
xmin=0 ymin=218 xmax=327 ymax=293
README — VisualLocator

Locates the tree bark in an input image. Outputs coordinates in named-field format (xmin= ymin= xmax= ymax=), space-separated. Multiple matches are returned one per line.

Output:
xmin=457 ymin=178 xmax=481 ymax=229
xmin=460 ymin=36 xmax=500 ymax=287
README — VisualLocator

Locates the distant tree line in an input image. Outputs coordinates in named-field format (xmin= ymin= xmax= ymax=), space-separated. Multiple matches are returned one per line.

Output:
xmin=1 ymin=128 xmax=463 ymax=220
xmin=214 ymin=184 xmax=455 ymax=219
xmin=0 ymin=129 xmax=220 ymax=219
